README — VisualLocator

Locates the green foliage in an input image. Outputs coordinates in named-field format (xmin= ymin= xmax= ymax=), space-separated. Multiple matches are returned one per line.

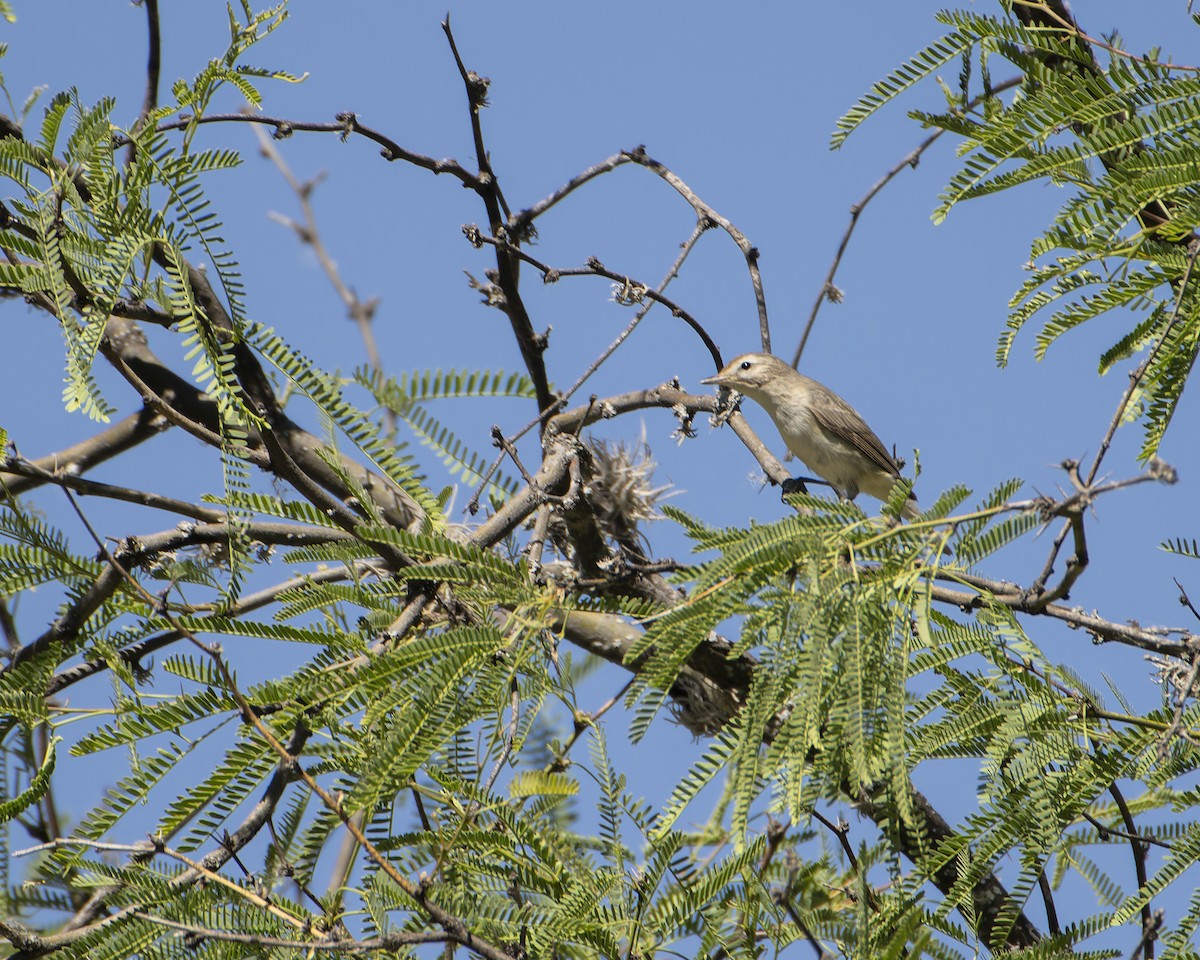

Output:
xmin=171 ymin=0 xmax=302 ymax=149
xmin=620 ymin=483 xmax=1200 ymax=956
xmin=4 ymin=4 xmax=1200 ymax=959
xmin=1162 ymin=536 xmax=1200 ymax=559
xmin=357 ymin=365 xmax=538 ymax=500
xmin=249 ymin=321 xmax=447 ymax=527
xmin=837 ymin=8 xmax=1200 ymax=461
xmin=0 ymin=735 xmax=57 ymax=823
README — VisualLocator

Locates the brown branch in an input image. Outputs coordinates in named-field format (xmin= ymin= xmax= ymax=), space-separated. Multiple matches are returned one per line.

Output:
xmin=1037 ymin=871 xmax=1061 ymax=937
xmin=621 ymin=147 xmax=771 ymax=353
xmin=1012 ymin=0 xmax=1200 ymax=73
xmin=1027 ymin=459 xmax=1091 ymax=612
xmin=45 ymin=563 xmax=358 ymax=696
xmin=100 ymin=308 xmax=424 ymax=534
xmin=468 ymin=231 xmax=723 ymax=370
xmin=471 ymin=435 xmax=581 ymax=549
xmin=792 ymin=78 xmax=1023 ymax=367
xmin=1130 ymin=911 xmax=1166 ymax=960
xmin=7 ymin=564 xmax=124 ymax=670
xmin=7 ymin=520 xmax=356 ymax=676
xmin=1109 ymin=782 xmax=1156 ymax=960
xmin=0 ymin=406 xmax=170 ymax=498
xmin=252 ymin=124 xmax=385 ymax=384
xmin=0 ymin=115 xmax=433 ymax=568
xmin=125 ymin=0 xmax=161 ymax=167
xmin=546 ymin=382 xmax=788 ymax=485
xmin=463 ymin=219 xmax=719 ymax=513
xmin=508 ymin=152 xmax=634 ymax=231
xmin=928 ymin=578 xmax=1190 ymax=656
xmin=124 ymin=912 xmax=455 ymax=952
xmin=1081 ymin=810 xmax=1171 ymax=851
xmin=441 ymin=18 xmax=554 ymax=428
xmin=1086 ymin=239 xmax=1200 ymax=491
xmin=811 ymin=808 xmax=858 ymax=872
xmin=143 ymin=111 xmax=483 ymax=187
xmin=1 ymin=458 xmax=226 ymax=522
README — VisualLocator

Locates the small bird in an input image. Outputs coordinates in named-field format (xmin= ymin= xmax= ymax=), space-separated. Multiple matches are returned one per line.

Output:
xmin=701 ymin=352 xmax=920 ymax=520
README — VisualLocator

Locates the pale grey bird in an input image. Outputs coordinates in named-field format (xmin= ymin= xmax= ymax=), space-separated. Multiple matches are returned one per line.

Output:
xmin=701 ymin=352 xmax=920 ymax=520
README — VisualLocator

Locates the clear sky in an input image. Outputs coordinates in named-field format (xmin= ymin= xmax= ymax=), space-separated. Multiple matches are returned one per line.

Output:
xmin=3 ymin=0 xmax=1198 ymax=951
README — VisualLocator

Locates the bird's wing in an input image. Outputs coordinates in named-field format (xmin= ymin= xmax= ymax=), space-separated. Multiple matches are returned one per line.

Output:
xmin=808 ymin=394 xmax=901 ymax=477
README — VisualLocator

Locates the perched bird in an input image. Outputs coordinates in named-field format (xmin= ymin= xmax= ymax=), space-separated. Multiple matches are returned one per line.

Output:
xmin=701 ymin=352 xmax=920 ymax=520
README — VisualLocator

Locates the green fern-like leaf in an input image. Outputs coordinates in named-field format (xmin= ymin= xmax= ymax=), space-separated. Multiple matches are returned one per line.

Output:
xmin=1162 ymin=537 xmax=1200 ymax=559
xmin=246 ymin=321 xmax=444 ymax=527
xmin=832 ymin=29 xmax=973 ymax=148
xmin=0 ymin=736 xmax=58 ymax=823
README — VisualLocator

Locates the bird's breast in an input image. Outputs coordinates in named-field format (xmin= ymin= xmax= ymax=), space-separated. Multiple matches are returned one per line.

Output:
xmin=772 ymin=401 xmax=868 ymax=488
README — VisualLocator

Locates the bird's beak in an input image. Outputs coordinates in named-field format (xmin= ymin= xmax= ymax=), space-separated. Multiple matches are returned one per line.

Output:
xmin=700 ymin=372 xmax=726 ymax=386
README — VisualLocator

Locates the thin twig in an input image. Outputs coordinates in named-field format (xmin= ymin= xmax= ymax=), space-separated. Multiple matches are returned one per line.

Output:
xmin=0 ymin=406 xmax=170 ymax=498
xmin=1031 ymin=238 xmax=1200 ymax=597
xmin=811 ymin=808 xmax=857 ymax=871
xmin=125 ymin=0 xmax=161 ymax=167
xmin=144 ymin=112 xmax=483 ymax=188
xmin=479 ymin=677 xmax=520 ymax=801
xmin=1011 ymin=0 xmax=1200 ymax=72
xmin=1128 ymin=911 xmax=1164 ymax=960
xmin=252 ymin=124 xmax=385 ymax=410
xmin=547 ymin=675 xmax=636 ymax=770
xmin=464 ymin=218 xmax=712 ymax=511
xmin=1080 ymin=811 xmax=1172 ymax=850
xmin=469 ymin=233 xmax=723 ymax=369
xmin=1157 ymin=585 xmax=1200 ymax=756
xmin=1037 ymin=871 xmax=1061 ymax=937
xmin=1 ymin=458 xmax=227 ymax=522
xmin=16 ymin=837 xmax=315 ymax=937
xmin=621 ymin=147 xmax=770 ymax=353
xmin=128 ymin=912 xmax=454 ymax=952
xmin=441 ymin=18 xmax=554 ymax=428
xmin=508 ymin=152 xmax=634 ymax=230
xmin=46 ymin=563 xmax=360 ymax=695
xmin=793 ymin=75 xmax=1023 ymax=367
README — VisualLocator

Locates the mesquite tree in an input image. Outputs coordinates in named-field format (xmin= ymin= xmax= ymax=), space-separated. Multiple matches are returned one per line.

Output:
xmin=2 ymin=2 xmax=1199 ymax=958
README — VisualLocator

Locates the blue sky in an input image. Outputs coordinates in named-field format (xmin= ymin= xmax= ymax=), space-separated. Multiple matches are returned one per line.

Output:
xmin=3 ymin=0 xmax=1199 ymax=951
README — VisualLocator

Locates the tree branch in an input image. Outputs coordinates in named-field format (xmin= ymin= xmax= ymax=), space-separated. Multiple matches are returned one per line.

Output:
xmin=0 ymin=406 xmax=170 ymax=498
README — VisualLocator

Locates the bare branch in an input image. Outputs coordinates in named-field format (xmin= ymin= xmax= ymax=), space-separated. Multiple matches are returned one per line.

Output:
xmin=622 ymin=147 xmax=771 ymax=353
xmin=143 ymin=111 xmax=483 ymax=187
xmin=468 ymin=231 xmax=724 ymax=370
xmin=509 ymin=152 xmax=634 ymax=230
xmin=0 ymin=406 xmax=170 ymax=498
xmin=793 ymin=75 xmax=1023 ymax=367
xmin=252 ymin=125 xmax=385 ymax=381
xmin=1 ymin=457 xmax=225 ymax=522
xmin=1031 ymin=239 xmax=1200 ymax=598
xmin=125 ymin=0 xmax=161 ymax=167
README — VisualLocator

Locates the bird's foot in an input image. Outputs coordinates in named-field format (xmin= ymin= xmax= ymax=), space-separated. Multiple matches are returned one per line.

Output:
xmin=780 ymin=478 xmax=808 ymax=498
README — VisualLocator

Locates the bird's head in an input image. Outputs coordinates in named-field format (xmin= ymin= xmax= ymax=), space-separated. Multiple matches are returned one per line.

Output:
xmin=700 ymin=353 xmax=792 ymax=399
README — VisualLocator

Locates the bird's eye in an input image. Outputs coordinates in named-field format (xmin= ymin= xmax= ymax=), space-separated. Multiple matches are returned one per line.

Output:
xmin=740 ymin=360 xmax=752 ymax=370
